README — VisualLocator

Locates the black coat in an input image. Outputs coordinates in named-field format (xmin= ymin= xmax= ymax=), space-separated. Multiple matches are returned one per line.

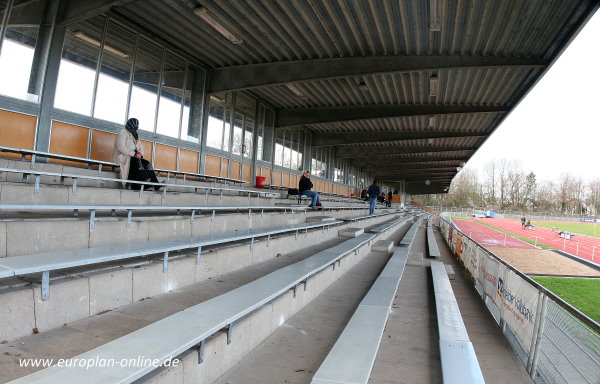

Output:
xmin=299 ymin=175 xmax=313 ymax=193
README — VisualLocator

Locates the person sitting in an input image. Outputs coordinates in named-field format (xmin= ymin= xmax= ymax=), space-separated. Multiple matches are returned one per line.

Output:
xmin=299 ymin=170 xmax=322 ymax=209
xmin=360 ymin=187 xmax=368 ymax=201
xmin=112 ymin=118 xmax=161 ymax=190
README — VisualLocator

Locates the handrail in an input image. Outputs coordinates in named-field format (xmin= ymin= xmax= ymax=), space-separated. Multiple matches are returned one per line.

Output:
xmin=0 ymin=145 xmax=246 ymax=184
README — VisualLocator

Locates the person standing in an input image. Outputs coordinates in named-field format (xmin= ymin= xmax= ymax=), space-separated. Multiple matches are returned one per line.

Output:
xmin=367 ymin=180 xmax=380 ymax=215
xmin=299 ymin=171 xmax=322 ymax=208
xmin=521 ymin=216 xmax=526 ymax=230
xmin=387 ymin=191 xmax=393 ymax=207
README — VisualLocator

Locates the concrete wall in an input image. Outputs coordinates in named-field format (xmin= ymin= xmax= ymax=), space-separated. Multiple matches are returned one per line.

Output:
xmin=0 ymin=214 xmax=397 ymax=341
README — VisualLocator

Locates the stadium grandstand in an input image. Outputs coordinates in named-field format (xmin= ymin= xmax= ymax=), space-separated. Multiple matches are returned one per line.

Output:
xmin=0 ymin=1 xmax=598 ymax=383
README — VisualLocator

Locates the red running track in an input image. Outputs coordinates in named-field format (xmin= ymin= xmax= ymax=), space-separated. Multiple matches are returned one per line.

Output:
xmin=476 ymin=218 xmax=600 ymax=264
xmin=452 ymin=219 xmax=537 ymax=249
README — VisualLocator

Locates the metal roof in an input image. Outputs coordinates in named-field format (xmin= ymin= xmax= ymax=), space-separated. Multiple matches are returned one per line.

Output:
xmin=73 ymin=0 xmax=599 ymax=194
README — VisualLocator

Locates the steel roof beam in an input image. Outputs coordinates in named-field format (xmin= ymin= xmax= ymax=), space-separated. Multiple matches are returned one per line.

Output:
xmin=276 ymin=105 xmax=508 ymax=127
xmin=312 ymin=130 xmax=487 ymax=147
xmin=349 ymin=156 xmax=464 ymax=167
xmin=335 ymin=145 xmax=478 ymax=158
xmin=208 ymin=56 xmax=547 ymax=93
xmin=59 ymin=0 xmax=139 ymax=25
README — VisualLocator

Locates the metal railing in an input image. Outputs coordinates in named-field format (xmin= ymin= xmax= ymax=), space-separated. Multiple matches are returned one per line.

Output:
xmin=437 ymin=216 xmax=600 ymax=384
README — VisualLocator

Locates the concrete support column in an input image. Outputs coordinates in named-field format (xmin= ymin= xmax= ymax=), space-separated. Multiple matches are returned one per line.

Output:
xmin=303 ymin=132 xmax=312 ymax=172
xmin=35 ymin=0 xmax=65 ymax=153
xmin=191 ymin=68 xmax=208 ymax=173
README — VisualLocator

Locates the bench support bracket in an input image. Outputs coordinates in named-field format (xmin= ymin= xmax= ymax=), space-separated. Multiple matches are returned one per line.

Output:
xmin=41 ymin=271 xmax=50 ymax=301
xmin=163 ymin=251 xmax=169 ymax=273
xmin=196 ymin=247 xmax=202 ymax=264
xmin=197 ymin=340 xmax=205 ymax=364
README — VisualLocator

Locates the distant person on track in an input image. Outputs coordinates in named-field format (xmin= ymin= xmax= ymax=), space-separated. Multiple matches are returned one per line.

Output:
xmin=367 ymin=180 xmax=380 ymax=215
xmin=521 ymin=216 xmax=526 ymax=230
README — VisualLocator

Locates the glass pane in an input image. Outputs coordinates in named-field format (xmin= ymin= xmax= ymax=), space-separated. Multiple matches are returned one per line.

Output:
xmin=283 ymin=145 xmax=291 ymax=168
xmin=257 ymin=134 xmax=263 ymax=161
xmin=232 ymin=112 xmax=243 ymax=155
xmin=156 ymin=51 xmax=185 ymax=138
xmin=244 ymin=116 xmax=253 ymax=159
xmin=54 ymin=17 xmax=104 ymax=115
xmin=93 ymin=20 xmax=134 ymax=123
xmin=275 ymin=141 xmax=283 ymax=166
xmin=222 ymin=93 xmax=232 ymax=152
xmin=0 ymin=0 xmax=41 ymax=102
xmin=129 ymin=36 xmax=162 ymax=132
xmin=207 ymin=96 xmax=225 ymax=149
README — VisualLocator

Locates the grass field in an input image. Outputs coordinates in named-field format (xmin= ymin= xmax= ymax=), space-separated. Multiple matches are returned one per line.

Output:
xmin=532 ymin=221 xmax=600 ymax=238
xmin=474 ymin=220 xmax=555 ymax=250
xmin=531 ymin=276 xmax=600 ymax=323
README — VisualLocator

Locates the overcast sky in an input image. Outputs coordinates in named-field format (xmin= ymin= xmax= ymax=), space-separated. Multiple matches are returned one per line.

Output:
xmin=466 ymin=10 xmax=599 ymax=182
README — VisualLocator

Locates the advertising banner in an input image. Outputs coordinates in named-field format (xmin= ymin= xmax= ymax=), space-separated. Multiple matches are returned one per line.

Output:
xmin=455 ymin=233 xmax=463 ymax=258
xmin=497 ymin=269 xmax=540 ymax=352
xmin=477 ymin=251 xmax=500 ymax=304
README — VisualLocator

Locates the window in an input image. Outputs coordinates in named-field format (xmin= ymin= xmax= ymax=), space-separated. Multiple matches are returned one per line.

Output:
xmin=156 ymin=52 xmax=186 ymax=138
xmin=275 ymin=141 xmax=284 ymax=166
xmin=93 ymin=20 xmax=134 ymax=123
xmin=54 ymin=15 xmax=197 ymax=139
xmin=0 ymin=0 xmax=43 ymax=102
xmin=207 ymin=96 xmax=225 ymax=149
xmin=54 ymin=18 xmax=104 ymax=115
xmin=129 ymin=36 xmax=161 ymax=131
xmin=232 ymin=112 xmax=243 ymax=155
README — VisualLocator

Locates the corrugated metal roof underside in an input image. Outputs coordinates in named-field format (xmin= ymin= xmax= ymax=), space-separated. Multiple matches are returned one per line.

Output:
xmin=108 ymin=0 xmax=598 ymax=193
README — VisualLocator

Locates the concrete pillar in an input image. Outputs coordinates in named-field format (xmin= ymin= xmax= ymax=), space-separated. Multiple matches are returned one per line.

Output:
xmin=195 ymin=69 xmax=209 ymax=173
xmin=34 ymin=0 xmax=64 ymax=153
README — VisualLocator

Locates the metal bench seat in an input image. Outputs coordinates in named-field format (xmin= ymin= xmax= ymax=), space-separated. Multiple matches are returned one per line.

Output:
xmin=369 ymin=215 xmax=412 ymax=233
xmin=427 ymin=219 xmax=442 ymax=258
xmin=311 ymin=246 xmax=409 ymax=384
xmin=0 ymin=167 xmax=260 ymax=198
xmin=9 ymin=233 xmax=377 ymax=384
xmin=342 ymin=210 xmax=398 ymax=223
xmin=0 ymin=220 xmax=343 ymax=301
xmin=430 ymin=261 xmax=484 ymax=384
xmin=399 ymin=217 xmax=422 ymax=245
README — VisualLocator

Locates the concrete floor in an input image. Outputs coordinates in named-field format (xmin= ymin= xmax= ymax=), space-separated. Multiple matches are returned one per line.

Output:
xmin=214 ymin=222 xmax=532 ymax=384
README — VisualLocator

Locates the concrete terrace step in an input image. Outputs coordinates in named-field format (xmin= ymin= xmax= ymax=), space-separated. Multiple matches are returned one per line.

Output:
xmin=0 ymin=211 xmax=399 ymax=341
xmin=8 ymin=234 xmax=379 ymax=383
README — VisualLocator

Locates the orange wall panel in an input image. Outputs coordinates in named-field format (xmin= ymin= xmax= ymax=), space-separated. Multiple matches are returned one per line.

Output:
xmin=154 ymin=143 xmax=177 ymax=170
xmin=220 ymin=158 xmax=229 ymax=177
xmin=243 ymin=163 xmax=251 ymax=182
xmin=231 ymin=160 xmax=241 ymax=180
xmin=0 ymin=110 xmax=36 ymax=159
xmin=90 ymin=130 xmax=116 ymax=163
xmin=49 ymin=121 xmax=89 ymax=165
xmin=179 ymin=149 xmax=199 ymax=173
xmin=204 ymin=154 xmax=220 ymax=176
xmin=273 ymin=170 xmax=282 ymax=186
xmin=261 ymin=167 xmax=271 ymax=183
xmin=140 ymin=140 xmax=153 ymax=163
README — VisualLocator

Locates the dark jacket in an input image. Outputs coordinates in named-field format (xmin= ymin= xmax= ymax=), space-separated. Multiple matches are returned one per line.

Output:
xmin=299 ymin=175 xmax=313 ymax=193
xmin=368 ymin=183 xmax=380 ymax=198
